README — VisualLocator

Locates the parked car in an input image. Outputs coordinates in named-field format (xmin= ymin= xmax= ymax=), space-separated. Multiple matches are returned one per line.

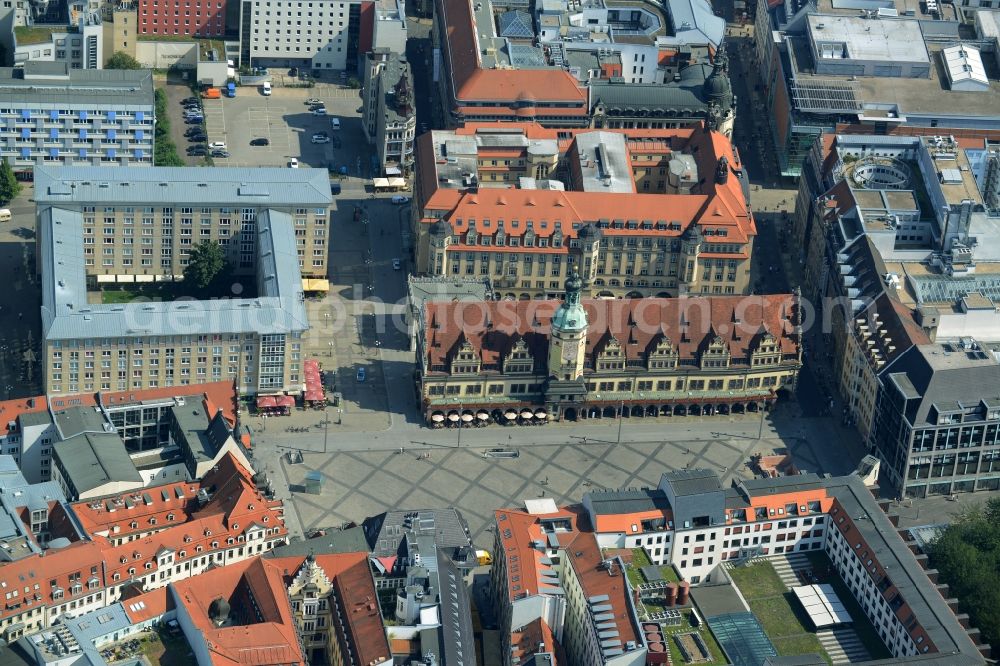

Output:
xmin=288 ymin=158 xmax=299 ymax=168
xmin=392 ymin=258 xmax=401 ymax=270
xmin=306 ymin=98 xmax=322 ymax=105
xmin=184 ymin=117 xmax=204 ymax=125
xmin=330 ymin=118 xmax=341 ymax=130
xmin=185 ymin=127 xmax=204 ymax=136
xmin=356 ymin=367 xmax=366 ymax=382
xmin=311 ymin=107 xmax=327 ymax=116
xmin=187 ymin=147 xmax=207 ymax=156
xmin=208 ymin=141 xmax=226 ymax=150
xmin=311 ymin=135 xmax=330 ymax=144
xmin=181 ymin=97 xmax=198 ymax=105
xmin=211 ymin=150 xmax=230 ymax=158
xmin=249 ymin=138 xmax=270 ymax=146
xmin=391 ymin=195 xmax=410 ymax=205
xmin=188 ymin=134 xmax=207 ymax=142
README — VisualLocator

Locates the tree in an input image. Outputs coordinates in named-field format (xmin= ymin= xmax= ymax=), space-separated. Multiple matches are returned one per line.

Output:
xmin=183 ymin=241 xmax=226 ymax=289
xmin=0 ymin=158 xmax=20 ymax=204
xmin=106 ymin=51 xmax=142 ymax=70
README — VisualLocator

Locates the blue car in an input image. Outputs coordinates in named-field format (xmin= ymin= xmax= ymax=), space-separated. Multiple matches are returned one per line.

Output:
xmin=356 ymin=367 xmax=366 ymax=383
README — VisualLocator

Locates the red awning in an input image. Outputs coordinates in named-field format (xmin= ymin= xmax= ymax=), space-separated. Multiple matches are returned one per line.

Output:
xmin=304 ymin=389 xmax=324 ymax=402
xmin=256 ymin=396 xmax=277 ymax=408
xmin=276 ymin=395 xmax=295 ymax=407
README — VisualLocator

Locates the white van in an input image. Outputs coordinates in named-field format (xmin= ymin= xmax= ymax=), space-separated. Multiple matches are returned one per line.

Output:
xmin=330 ymin=117 xmax=341 ymax=130
xmin=0 ymin=209 xmax=10 ymax=223
xmin=261 ymin=82 xmax=272 ymax=96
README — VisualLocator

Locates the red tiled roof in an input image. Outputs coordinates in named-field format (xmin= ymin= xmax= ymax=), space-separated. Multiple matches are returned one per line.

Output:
xmin=0 ymin=396 xmax=49 ymax=435
xmin=0 ymin=540 xmax=107 ymax=622
xmin=172 ymin=557 xmax=304 ymax=666
xmin=270 ymin=553 xmax=392 ymax=666
xmin=511 ymin=617 xmax=566 ymax=664
xmin=100 ymin=381 xmax=238 ymax=427
xmin=438 ymin=0 xmax=586 ymax=105
xmin=495 ymin=505 xmax=586 ymax=600
xmin=424 ymin=295 xmax=800 ymax=371
xmin=122 ymin=585 xmax=174 ymax=624
xmin=419 ymin=124 xmax=755 ymax=244
xmin=69 ymin=480 xmax=200 ymax=539
xmin=565 ymin=532 xmax=640 ymax=649
xmin=99 ymin=453 xmax=285 ymax=582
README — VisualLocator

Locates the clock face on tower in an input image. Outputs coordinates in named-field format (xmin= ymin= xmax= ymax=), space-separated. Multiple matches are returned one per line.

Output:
xmin=562 ymin=340 xmax=577 ymax=362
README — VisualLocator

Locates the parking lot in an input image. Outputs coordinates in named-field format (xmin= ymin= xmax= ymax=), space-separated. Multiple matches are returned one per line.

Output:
xmin=163 ymin=78 xmax=371 ymax=173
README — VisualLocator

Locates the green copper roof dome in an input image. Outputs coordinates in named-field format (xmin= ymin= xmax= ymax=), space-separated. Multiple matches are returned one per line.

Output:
xmin=551 ymin=271 xmax=588 ymax=332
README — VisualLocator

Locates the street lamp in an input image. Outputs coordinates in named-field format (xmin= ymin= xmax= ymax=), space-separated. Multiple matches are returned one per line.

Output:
xmin=617 ymin=399 xmax=625 ymax=445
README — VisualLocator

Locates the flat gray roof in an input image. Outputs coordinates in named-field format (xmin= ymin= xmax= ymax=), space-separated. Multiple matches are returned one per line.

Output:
xmin=52 ymin=405 xmax=111 ymax=439
xmin=661 ymin=468 xmax=722 ymax=495
xmin=34 ymin=166 xmax=333 ymax=207
xmin=573 ymin=131 xmax=635 ymax=193
xmin=807 ymin=15 xmax=929 ymax=65
xmin=787 ymin=36 xmax=1000 ymax=119
xmin=0 ymin=65 xmax=153 ymax=108
xmin=53 ymin=432 xmax=141 ymax=493
xmin=39 ymin=208 xmax=309 ymax=341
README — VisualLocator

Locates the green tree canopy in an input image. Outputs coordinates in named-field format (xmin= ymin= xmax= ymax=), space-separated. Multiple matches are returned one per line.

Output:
xmin=106 ymin=51 xmax=143 ymax=70
xmin=928 ymin=502 xmax=1000 ymax=653
xmin=0 ymin=158 xmax=20 ymax=204
xmin=183 ymin=241 xmax=226 ymax=289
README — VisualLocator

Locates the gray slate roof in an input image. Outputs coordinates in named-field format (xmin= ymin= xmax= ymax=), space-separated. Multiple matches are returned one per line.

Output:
xmin=661 ymin=468 xmax=722 ymax=495
xmin=585 ymin=488 xmax=671 ymax=514
xmin=885 ymin=343 xmax=1000 ymax=427
xmin=52 ymin=432 xmax=141 ymax=494
xmin=0 ymin=64 xmax=153 ymax=107
xmin=39 ymin=207 xmax=309 ymax=341
xmin=34 ymin=166 xmax=332 ymax=206
xmin=52 ymin=405 xmax=112 ymax=440
xmin=820 ymin=474 xmax=984 ymax=665
xmin=364 ymin=508 xmax=472 ymax=557
xmin=665 ymin=0 xmax=725 ymax=47
xmin=266 ymin=526 xmax=370 ymax=557
xmin=589 ymin=64 xmax=711 ymax=113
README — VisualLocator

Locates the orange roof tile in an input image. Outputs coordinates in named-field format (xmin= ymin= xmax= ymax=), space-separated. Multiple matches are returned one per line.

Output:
xmin=100 ymin=453 xmax=286 ymax=582
xmin=100 ymin=381 xmax=238 ymax=427
xmin=419 ymin=124 xmax=755 ymax=244
xmin=69 ymin=480 xmax=201 ymax=539
xmin=0 ymin=540 xmax=107 ymax=623
xmin=122 ymin=585 xmax=174 ymax=624
xmin=269 ymin=553 xmax=391 ymax=665
xmin=438 ymin=0 xmax=586 ymax=106
xmin=172 ymin=557 xmax=305 ymax=666
xmin=0 ymin=396 xmax=49 ymax=434
xmin=565 ymin=532 xmax=640 ymax=649
xmin=425 ymin=294 xmax=801 ymax=372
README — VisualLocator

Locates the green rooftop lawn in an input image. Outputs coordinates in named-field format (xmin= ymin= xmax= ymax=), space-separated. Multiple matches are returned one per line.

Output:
xmin=98 ymin=279 xmax=256 ymax=304
xmin=727 ymin=556 xmax=892 ymax=664
xmin=748 ymin=594 xmax=812 ymax=638
xmin=14 ymin=25 xmax=67 ymax=45
xmin=726 ymin=560 xmax=787 ymax=600
xmin=771 ymin=634 xmax=831 ymax=664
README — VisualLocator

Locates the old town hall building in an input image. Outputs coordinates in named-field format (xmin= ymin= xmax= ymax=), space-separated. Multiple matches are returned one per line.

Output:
xmin=416 ymin=274 xmax=803 ymax=425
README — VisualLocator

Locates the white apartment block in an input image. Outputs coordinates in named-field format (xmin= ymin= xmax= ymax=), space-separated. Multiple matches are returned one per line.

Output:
xmin=0 ymin=63 xmax=153 ymax=176
xmin=238 ymin=0 xmax=363 ymax=73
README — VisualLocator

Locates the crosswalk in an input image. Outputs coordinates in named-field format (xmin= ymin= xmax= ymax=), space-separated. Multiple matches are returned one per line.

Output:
xmin=768 ymin=553 xmax=871 ymax=664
